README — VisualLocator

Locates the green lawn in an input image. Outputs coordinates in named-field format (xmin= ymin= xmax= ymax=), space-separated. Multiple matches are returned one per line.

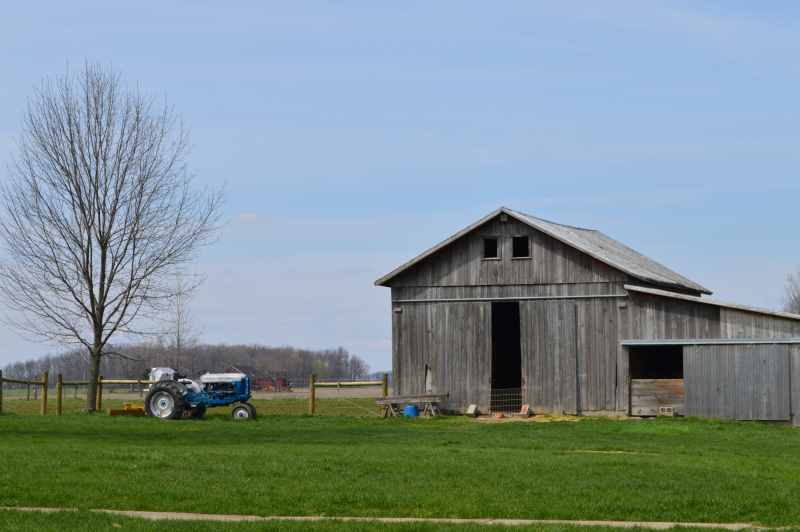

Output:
xmin=1 ymin=412 xmax=799 ymax=528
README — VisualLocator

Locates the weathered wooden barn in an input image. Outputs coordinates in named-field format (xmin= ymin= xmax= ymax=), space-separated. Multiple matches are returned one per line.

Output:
xmin=376 ymin=207 xmax=800 ymax=423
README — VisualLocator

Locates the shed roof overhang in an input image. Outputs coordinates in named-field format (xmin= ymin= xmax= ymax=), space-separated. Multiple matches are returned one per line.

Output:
xmin=624 ymin=284 xmax=800 ymax=322
xmin=622 ymin=338 xmax=800 ymax=347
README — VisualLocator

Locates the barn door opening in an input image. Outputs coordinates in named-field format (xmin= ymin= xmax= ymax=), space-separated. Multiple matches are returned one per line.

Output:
xmin=491 ymin=301 xmax=522 ymax=412
xmin=628 ymin=345 xmax=684 ymax=416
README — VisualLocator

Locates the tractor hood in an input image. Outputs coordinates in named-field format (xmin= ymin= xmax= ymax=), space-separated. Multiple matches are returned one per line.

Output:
xmin=199 ymin=373 xmax=247 ymax=383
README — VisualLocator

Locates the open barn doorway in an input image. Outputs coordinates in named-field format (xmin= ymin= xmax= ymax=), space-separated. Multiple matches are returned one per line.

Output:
xmin=491 ymin=301 xmax=522 ymax=412
xmin=628 ymin=345 xmax=684 ymax=416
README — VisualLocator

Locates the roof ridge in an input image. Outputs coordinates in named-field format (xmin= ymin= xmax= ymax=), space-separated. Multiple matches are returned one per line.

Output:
xmin=505 ymin=208 xmax=597 ymax=232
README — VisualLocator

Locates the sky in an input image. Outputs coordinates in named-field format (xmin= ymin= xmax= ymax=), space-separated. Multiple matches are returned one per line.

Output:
xmin=1 ymin=2 xmax=800 ymax=371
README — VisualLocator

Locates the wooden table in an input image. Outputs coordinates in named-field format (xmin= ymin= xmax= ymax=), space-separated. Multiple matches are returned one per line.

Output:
xmin=376 ymin=394 xmax=448 ymax=417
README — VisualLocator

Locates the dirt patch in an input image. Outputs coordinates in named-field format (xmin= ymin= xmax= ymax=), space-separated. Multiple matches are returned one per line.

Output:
xmin=474 ymin=414 xmax=581 ymax=423
xmin=0 ymin=506 xmax=763 ymax=530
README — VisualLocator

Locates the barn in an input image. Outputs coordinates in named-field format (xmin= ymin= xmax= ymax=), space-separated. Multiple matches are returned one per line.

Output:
xmin=376 ymin=207 xmax=800 ymax=423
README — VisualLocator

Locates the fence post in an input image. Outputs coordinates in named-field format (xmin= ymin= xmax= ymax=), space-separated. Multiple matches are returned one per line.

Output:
xmin=41 ymin=372 xmax=48 ymax=415
xmin=96 ymin=376 xmax=103 ymax=412
xmin=309 ymin=374 xmax=316 ymax=415
xmin=0 ymin=369 xmax=3 ymax=414
xmin=26 ymin=383 xmax=30 ymax=401
xmin=382 ymin=373 xmax=389 ymax=398
xmin=56 ymin=374 xmax=63 ymax=416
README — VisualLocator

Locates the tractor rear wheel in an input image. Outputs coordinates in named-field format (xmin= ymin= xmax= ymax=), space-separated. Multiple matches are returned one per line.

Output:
xmin=232 ymin=402 xmax=256 ymax=420
xmin=145 ymin=382 xmax=186 ymax=420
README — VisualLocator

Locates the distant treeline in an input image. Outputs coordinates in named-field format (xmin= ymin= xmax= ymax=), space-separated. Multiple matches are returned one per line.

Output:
xmin=2 ymin=343 xmax=370 ymax=383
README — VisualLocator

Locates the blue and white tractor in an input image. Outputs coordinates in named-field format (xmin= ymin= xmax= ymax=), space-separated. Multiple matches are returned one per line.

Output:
xmin=144 ymin=368 xmax=256 ymax=420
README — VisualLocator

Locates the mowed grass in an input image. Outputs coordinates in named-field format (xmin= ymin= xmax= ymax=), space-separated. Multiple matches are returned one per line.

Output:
xmin=1 ymin=411 xmax=800 ymax=527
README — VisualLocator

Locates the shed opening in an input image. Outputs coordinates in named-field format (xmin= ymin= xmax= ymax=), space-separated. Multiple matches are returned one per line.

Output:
xmin=491 ymin=301 xmax=522 ymax=412
xmin=629 ymin=345 xmax=683 ymax=379
xmin=628 ymin=345 xmax=685 ymax=416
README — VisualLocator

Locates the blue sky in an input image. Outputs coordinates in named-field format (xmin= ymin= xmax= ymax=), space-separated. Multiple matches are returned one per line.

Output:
xmin=1 ymin=2 xmax=799 ymax=370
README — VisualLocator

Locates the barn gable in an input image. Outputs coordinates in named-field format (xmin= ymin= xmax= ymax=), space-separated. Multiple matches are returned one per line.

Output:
xmin=376 ymin=207 xmax=711 ymax=295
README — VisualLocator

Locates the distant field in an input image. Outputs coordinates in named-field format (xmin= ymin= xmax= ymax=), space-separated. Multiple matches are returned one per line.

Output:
xmin=2 ymin=411 xmax=800 ymax=529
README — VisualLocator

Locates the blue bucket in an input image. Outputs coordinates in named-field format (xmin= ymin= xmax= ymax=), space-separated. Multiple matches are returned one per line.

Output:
xmin=403 ymin=404 xmax=419 ymax=418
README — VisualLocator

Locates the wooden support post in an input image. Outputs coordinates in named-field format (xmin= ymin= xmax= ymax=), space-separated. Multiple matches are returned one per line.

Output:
xmin=309 ymin=374 xmax=316 ymax=415
xmin=96 ymin=376 xmax=103 ymax=412
xmin=26 ymin=383 xmax=30 ymax=401
xmin=41 ymin=372 xmax=48 ymax=415
xmin=0 ymin=369 xmax=3 ymax=415
xmin=56 ymin=374 xmax=63 ymax=416
xmin=382 ymin=373 xmax=389 ymax=398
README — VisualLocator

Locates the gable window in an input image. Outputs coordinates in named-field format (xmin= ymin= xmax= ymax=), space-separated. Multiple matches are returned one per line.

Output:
xmin=483 ymin=237 xmax=499 ymax=259
xmin=512 ymin=236 xmax=530 ymax=258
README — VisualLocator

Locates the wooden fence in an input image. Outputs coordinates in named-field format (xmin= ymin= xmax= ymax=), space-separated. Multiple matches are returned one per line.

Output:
xmin=0 ymin=370 xmax=154 ymax=415
xmin=2 ymin=371 xmax=389 ymax=417
xmin=308 ymin=373 xmax=389 ymax=415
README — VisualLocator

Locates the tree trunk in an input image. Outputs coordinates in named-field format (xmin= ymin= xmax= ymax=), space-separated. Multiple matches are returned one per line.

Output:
xmin=85 ymin=348 xmax=102 ymax=412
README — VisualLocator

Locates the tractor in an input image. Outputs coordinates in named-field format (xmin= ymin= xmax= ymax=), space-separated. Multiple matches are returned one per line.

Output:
xmin=144 ymin=368 xmax=256 ymax=420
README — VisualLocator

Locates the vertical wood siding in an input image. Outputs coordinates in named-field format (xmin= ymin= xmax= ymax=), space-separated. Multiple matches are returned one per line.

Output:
xmin=720 ymin=308 xmax=800 ymax=338
xmin=520 ymin=298 xmax=619 ymax=414
xmin=393 ymin=301 xmax=491 ymax=411
xmin=617 ymin=292 xmax=722 ymax=411
xmin=791 ymin=346 xmax=800 ymax=426
xmin=684 ymin=344 xmax=791 ymax=421
xmin=389 ymin=217 xmax=627 ymax=287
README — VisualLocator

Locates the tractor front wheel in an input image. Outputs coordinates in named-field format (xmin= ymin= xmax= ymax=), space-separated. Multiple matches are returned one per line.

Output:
xmin=232 ymin=402 xmax=256 ymax=420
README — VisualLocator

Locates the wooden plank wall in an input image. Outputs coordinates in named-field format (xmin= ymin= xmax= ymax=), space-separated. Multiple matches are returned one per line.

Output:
xmin=791 ymin=346 xmax=800 ymax=426
xmin=394 ymin=295 xmax=621 ymax=414
xmin=630 ymin=379 xmax=685 ymax=416
xmin=684 ymin=344 xmax=791 ymax=420
xmin=520 ymin=300 xmax=577 ymax=414
xmin=392 ymin=301 xmax=492 ymax=411
xmin=617 ymin=293 xmax=722 ymax=412
xmin=720 ymin=308 xmax=800 ymax=339
xmin=521 ymin=298 xmax=619 ymax=414
xmin=389 ymin=216 xmax=627 ymax=288
xmin=683 ymin=345 xmax=737 ymax=419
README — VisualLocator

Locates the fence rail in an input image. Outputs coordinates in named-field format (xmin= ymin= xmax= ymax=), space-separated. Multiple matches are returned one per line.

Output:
xmin=308 ymin=373 xmax=389 ymax=415
xmin=0 ymin=370 xmax=157 ymax=416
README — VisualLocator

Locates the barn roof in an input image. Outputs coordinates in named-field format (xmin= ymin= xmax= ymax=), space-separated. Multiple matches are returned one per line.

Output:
xmin=375 ymin=207 xmax=712 ymax=295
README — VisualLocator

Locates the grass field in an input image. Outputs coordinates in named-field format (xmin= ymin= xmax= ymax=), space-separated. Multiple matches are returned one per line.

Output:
xmin=1 ymin=394 xmax=378 ymax=417
xmin=2 ymin=410 xmax=800 ymax=530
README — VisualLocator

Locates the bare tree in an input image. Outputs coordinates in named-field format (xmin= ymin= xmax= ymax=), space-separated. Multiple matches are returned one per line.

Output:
xmin=786 ymin=269 xmax=800 ymax=314
xmin=164 ymin=272 xmax=201 ymax=374
xmin=0 ymin=63 xmax=222 ymax=411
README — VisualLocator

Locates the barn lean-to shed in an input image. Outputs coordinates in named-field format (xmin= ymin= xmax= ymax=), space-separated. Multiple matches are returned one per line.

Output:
xmin=376 ymin=207 xmax=800 ymax=423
